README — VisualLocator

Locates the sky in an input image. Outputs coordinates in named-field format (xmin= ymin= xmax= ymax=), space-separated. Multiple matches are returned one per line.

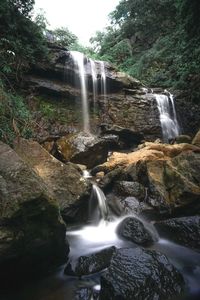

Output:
xmin=34 ymin=0 xmax=120 ymax=45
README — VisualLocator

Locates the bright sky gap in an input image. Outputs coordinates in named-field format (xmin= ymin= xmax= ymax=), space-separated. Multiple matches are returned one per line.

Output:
xmin=34 ymin=0 xmax=120 ymax=45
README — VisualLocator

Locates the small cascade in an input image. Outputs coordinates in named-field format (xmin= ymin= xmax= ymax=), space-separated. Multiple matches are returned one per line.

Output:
xmin=169 ymin=92 xmax=180 ymax=133
xmin=155 ymin=93 xmax=180 ymax=141
xmin=89 ymin=59 xmax=98 ymax=111
xmin=92 ymin=184 xmax=109 ymax=221
xmin=70 ymin=51 xmax=90 ymax=133
xmin=100 ymin=61 xmax=107 ymax=100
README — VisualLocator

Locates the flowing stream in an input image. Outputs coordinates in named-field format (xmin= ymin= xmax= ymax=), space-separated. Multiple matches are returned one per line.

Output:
xmin=2 ymin=180 xmax=200 ymax=300
xmin=154 ymin=93 xmax=180 ymax=141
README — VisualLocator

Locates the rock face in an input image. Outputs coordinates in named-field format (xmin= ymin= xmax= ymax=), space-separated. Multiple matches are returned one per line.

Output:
xmin=14 ymin=138 xmax=91 ymax=223
xmin=155 ymin=216 xmax=200 ymax=250
xmin=0 ymin=141 xmax=68 ymax=281
xmin=99 ymin=93 xmax=161 ymax=140
xmin=66 ymin=246 xmax=116 ymax=276
xmin=24 ymin=44 xmax=164 ymax=141
xmin=117 ymin=217 xmax=155 ymax=246
xmin=100 ymin=247 xmax=184 ymax=300
xmin=56 ymin=132 xmax=109 ymax=168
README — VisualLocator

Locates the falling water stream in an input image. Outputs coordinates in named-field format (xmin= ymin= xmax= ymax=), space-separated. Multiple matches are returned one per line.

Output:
xmin=89 ymin=59 xmax=98 ymax=111
xmin=155 ymin=93 xmax=180 ymax=141
xmin=70 ymin=51 xmax=90 ymax=133
xmin=100 ymin=61 xmax=107 ymax=100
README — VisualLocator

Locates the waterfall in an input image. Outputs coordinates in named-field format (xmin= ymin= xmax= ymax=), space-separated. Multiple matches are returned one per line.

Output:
xmin=89 ymin=59 xmax=98 ymax=111
xmin=155 ymin=94 xmax=180 ymax=141
xmin=100 ymin=61 xmax=107 ymax=99
xmin=70 ymin=51 xmax=90 ymax=133
xmin=92 ymin=184 xmax=109 ymax=221
xmin=169 ymin=92 xmax=180 ymax=134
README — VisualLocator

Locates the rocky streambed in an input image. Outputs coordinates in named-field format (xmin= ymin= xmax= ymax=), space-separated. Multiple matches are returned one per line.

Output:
xmin=0 ymin=128 xmax=200 ymax=300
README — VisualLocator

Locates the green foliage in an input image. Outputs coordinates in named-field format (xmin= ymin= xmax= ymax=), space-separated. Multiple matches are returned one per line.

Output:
xmin=90 ymin=0 xmax=200 ymax=95
xmin=0 ymin=0 xmax=48 ymax=81
xmin=0 ymin=81 xmax=33 ymax=144
xmin=50 ymin=27 xmax=78 ymax=48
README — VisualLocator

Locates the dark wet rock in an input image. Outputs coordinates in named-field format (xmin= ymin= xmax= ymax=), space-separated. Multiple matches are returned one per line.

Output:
xmin=14 ymin=138 xmax=91 ymax=223
xmin=75 ymin=288 xmax=92 ymax=300
xmin=100 ymin=124 xmax=144 ymax=149
xmin=100 ymin=247 xmax=184 ymax=300
xmin=56 ymin=132 xmax=109 ymax=169
xmin=113 ymin=180 xmax=145 ymax=200
xmin=175 ymin=92 xmax=200 ymax=137
xmin=99 ymin=93 xmax=161 ymax=141
xmin=75 ymin=287 xmax=99 ymax=300
xmin=155 ymin=216 xmax=200 ymax=250
xmin=175 ymin=135 xmax=192 ymax=144
xmin=71 ymin=246 xmax=116 ymax=276
xmin=192 ymin=129 xmax=200 ymax=147
xmin=97 ymin=168 xmax=124 ymax=189
xmin=117 ymin=217 xmax=155 ymax=245
xmin=0 ymin=141 xmax=68 ymax=281
xmin=146 ymin=151 xmax=200 ymax=213
xmin=24 ymin=75 xmax=79 ymax=98
xmin=107 ymin=194 xmax=141 ymax=216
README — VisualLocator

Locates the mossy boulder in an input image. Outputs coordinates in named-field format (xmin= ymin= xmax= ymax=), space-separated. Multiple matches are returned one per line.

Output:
xmin=0 ymin=141 xmax=68 ymax=282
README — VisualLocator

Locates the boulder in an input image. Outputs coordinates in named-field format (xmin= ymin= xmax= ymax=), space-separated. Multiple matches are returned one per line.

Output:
xmin=146 ymin=151 xmax=200 ymax=212
xmin=56 ymin=132 xmax=109 ymax=168
xmin=113 ymin=181 xmax=145 ymax=200
xmin=65 ymin=246 xmax=116 ymax=276
xmin=117 ymin=217 xmax=155 ymax=246
xmin=14 ymin=138 xmax=91 ymax=223
xmin=0 ymin=141 xmax=68 ymax=281
xmin=192 ymin=129 xmax=200 ymax=147
xmin=154 ymin=216 xmax=200 ymax=250
xmin=100 ymin=247 xmax=184 ymax=300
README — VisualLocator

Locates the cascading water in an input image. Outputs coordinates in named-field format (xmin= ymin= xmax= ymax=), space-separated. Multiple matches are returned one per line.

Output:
xmin=70 ymin=51 xmax=90 ymax=133
xmin=92 ymin=184 xmax=109 ymax=221
xmin=155 ymin=93 xmax=180 ymax=141
xmin=89 ymin=59 xmax=98 ymax=111
xmin=100 ymin=61 xmax=107 ymax=100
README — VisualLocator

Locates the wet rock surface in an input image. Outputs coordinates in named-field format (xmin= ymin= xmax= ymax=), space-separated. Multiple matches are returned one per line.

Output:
xmin=117 ymin=217 xmax=155 ymax=246
xmin=56 ymin=132 xmax=109 ymax=169
xmin=0 ymin=141 xmax=68 ymax=281
xmin=14 ymin=138 xmax=91 ymax=223
xmin=113 ymin=180 xmax=145 ymax=200
xmin=100 ymin=247 xmax=185 ymax=300
xmin=71 ymin=246 xmax=116 ymax=276
xmin=100 ymin=124 xmax=144 ymax=149
xmin=155 ymin=216 xmax=200 ymax=250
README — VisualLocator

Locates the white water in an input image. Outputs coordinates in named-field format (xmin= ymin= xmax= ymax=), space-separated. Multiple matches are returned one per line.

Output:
xmin=89 ymin=59 xmax=98 ymax=110
xmin=70 ymin=51 xmax=90 ymax=133
xmin=155 ymin=93 xmax=180 ymax=141
xmin=92 ymin=184 xmax=109 ymax=221
xmin=82 ymin=169 xmax=92 ymax=179
xmin=100 ymin=61 xmax=107 ymax=100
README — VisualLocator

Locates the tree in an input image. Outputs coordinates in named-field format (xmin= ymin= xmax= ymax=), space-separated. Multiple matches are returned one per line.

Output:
xmin=51 ymin=27 xmax=78 ymax=47
xmin=0 ymin=0 xmax=47 ymax=81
